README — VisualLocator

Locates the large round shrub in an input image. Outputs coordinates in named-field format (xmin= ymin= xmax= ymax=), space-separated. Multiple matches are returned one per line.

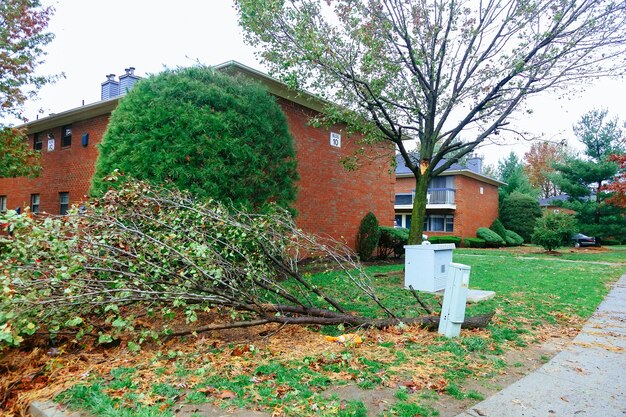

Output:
xmin=532 ymin=212 xmax=577 ymax=251
xmin=500 ymin=192 xmax=542 ymax=242
xmin=91 ymin=66 xmax=298 ymax=211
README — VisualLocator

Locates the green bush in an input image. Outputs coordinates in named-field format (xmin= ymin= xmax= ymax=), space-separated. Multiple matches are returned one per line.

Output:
xmin=477 ymin=227 xmax=505 ymax=247
xmin=428 ymin=236 xmax=462 ymax=247
xmin=532 ymin=212 xmax=578 ymax=251
xmin=356 ymin=212 xmax=381 ymax=260
xmin=463 ymin=238 xmax=486 ymax=248
xmin=601 ymin=239 xmax=621 ymax=246
xmin=490 ymin=219 xmax=508 ymax=241
xmin=504 ymin=229 xmax=524 ymax=246
xmin=500 ymin=192 xmax=542 ymax=242
xmin=377 ymin=226 xmax=409 ymax=258
xmin=92 ymin=66 xmax=298 ymax=212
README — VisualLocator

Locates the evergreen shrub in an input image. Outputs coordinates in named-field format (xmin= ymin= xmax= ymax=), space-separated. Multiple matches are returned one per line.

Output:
xmin=477 ymin=227 xmax=505 ymax=247
xmin=356 ymin=212 xmax=380 ymax=260
xmin=463 ymin=238 xmax=486 ymax=248
xmin=490 ymin=219 xmax=508 ymax=241
xmin=505 ymin=229 xmax=524 ymax=246
xmin=92 ymin=66 xmax=298 ymax=212
xmin=428 ymin=236 xmax=462 ymax=246
xmin=377 ymin=226 xmax=409 ymax=258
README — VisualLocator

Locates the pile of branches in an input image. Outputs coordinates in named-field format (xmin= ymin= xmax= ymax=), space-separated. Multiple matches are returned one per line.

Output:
xmin=1 ymin=178 xmax=491 ymax=348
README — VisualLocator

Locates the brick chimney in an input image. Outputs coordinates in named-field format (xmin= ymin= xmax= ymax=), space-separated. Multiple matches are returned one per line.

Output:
xmin=101 ymin=74 xmax=119 ymax=100
xmin=118 ymin=67 xmax=141 ymax=96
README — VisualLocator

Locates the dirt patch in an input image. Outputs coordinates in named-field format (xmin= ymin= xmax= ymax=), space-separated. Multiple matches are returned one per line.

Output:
xmin=323 ymin=385 xmax=397 ymax=417
xmin=317 ymin=335 xmax=572 ymax=417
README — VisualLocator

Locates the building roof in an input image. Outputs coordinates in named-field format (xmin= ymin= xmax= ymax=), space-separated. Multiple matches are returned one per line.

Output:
xmin=395 ymin=154 xmax=504 ymax=186
xmin=19 ymin=61 xmax=330 ymax=134
xmin=538 ymin=194 xmax=571 ymax=206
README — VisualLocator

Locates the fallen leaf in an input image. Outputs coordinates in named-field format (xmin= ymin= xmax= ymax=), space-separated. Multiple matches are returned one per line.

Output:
xmin=231 ymin=345 xmax=251 ymax=356
xmin=218 ymin=389 xmax=237 ymax=399
xmin=472 ymin=409 xmax=487 ymax=416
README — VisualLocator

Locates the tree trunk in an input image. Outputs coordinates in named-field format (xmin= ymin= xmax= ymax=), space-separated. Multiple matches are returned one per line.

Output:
xmin=408 ymin=173 xmax=429 ymax=244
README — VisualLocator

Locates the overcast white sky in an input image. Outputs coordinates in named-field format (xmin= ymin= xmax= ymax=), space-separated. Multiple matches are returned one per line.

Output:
xmin=22 ymin=0 xmax=626 ymax=167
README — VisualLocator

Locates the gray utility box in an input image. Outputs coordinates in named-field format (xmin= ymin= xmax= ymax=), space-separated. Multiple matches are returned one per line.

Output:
xmin=404 ymin=244 xmax=455 ymax=292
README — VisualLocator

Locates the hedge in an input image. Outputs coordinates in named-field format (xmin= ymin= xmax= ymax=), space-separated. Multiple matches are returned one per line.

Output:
xmin=428 ymin=236 xmax=462 ymax=247
xmin=505 ymin=229 xmax=524 ymax=246
xmin=463 ymin=238 xmax=486 ymax=248
xmin=477 ymin=227 xmax=505 ymax=247
xmin=377 ymin=226 xmax=409 ymax=258
xmin=490 ymin=219 xmax=508 ymax=241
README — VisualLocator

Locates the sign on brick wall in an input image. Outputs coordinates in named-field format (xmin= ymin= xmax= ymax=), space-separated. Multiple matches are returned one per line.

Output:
xmin=330 ymin=132 xmax=341 ymax=148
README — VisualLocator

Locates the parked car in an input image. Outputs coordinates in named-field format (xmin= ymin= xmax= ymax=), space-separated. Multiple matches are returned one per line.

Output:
xmin=572 ymin=233 xmax=600 ymax=248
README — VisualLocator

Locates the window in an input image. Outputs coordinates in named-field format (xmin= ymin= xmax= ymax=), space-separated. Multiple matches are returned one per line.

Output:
xmin=59 ymin=192 xmax=69 ymax=215
xmin=395 ymin=214 xmax=412 ymax=229
xmin=30 ymin=194 xmax=40 ymax=214
xmin=395 ymin=193 xmax=413 ymax=205
xmin=424 ymin=215 xmax=454 ymax=232
xmin=61 ymin=125 xmax=72 ymax=147
xmin=59 ymin=192 xmax=70 ymax=214
xmin=0 ymin=196 xmax=6 ymax=213
xmin=34 ymin=133 xmax=42 ymax=150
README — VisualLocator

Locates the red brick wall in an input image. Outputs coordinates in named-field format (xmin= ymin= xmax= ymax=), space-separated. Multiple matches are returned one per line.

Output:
xmin=278 ymin=99 xmax=395 ymax=248
xmin=452 ymin=175 xmax=499 ymax=238
xmin=0 ymin=100 xmax=395 ymax=249
xmin=0 ymin=115 xmax=110 ymax=214
xmin=395 ymin=176 xmax=415 ymax=193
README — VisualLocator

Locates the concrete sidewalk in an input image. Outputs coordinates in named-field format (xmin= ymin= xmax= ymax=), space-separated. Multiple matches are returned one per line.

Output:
xmin=456 ymin=273 xmax=626 ymax=417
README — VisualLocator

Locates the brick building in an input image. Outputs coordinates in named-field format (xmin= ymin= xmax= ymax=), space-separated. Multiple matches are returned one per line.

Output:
xmin=0 ymin=62 xmax=395 ymax=248
xmin=394 ymin=155 xmax=503 ymax=240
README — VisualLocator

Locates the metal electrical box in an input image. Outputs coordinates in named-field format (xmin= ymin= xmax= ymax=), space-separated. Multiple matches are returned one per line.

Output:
xmin=404 ymin=244 xmax=455 ymax=292
xmin=438 ymin=262 xmax=471 ymax=338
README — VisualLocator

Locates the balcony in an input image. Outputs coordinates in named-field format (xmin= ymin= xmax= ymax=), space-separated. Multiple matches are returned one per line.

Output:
xmin=395 ymin=188 xmax=456 ymax=209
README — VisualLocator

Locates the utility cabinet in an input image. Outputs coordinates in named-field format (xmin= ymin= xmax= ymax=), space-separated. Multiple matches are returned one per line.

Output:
xmin=404 ymin=244 xmax=455 ymax=292
xmin=438 ymin=263 xmax=471 ymax=338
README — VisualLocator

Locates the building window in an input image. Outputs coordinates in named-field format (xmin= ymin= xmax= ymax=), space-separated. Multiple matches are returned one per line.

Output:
xmin=0 ymin=196 xmax=6 ymax=213
xmin=59 ymin=192 xmax=69 ymax=215
xmin=30 ymin=194 xmax=40 ymax=214
xmin=394 ymin=215 xmax=402 ymax=227
xmin=34 ymin=133 xmax=42 ymax=150
xmin=61 ymin=125 xmax=72 ymax=147
xmin=424 ymin=214 xmax=454 ymax=232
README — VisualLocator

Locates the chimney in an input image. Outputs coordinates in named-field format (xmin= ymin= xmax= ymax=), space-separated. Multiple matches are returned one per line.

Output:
xmin=101 ymin=73 xmax=119 ymax=100
xmin=119 ymin=67 xmax=141 ymax=96
xmin=466 ymin=155 xmax=483 ymax=174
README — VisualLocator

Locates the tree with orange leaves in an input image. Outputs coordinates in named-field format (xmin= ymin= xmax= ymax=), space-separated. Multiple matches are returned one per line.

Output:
xmin=524 ymin=142 xmax=565 ymax=199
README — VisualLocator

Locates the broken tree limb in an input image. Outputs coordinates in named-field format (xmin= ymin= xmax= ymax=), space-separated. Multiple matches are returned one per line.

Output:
xmin=408 ymin=285 xmax=434 ymax=315
xmin=166 ymin=311 xmax=496 ymax=337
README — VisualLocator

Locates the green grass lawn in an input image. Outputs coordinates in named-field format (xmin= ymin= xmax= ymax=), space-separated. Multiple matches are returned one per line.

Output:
xmin=55 ymin=247 xmax=626 ymax=417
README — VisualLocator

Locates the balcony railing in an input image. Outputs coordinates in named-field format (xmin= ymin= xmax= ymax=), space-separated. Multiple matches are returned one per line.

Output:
xmin=426 ymin=188 xmax=455 ymax=205
xmin=395 ymin=188 xmax=455 ymax=206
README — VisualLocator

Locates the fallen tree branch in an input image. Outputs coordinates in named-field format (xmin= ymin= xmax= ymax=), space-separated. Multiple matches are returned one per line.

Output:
xmin=408 ymin=285 xmax=435 ymax=315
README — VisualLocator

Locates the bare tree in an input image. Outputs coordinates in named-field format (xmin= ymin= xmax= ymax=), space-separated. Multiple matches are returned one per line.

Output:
xmin=235 ymin=0 xmax=626 ymax=243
